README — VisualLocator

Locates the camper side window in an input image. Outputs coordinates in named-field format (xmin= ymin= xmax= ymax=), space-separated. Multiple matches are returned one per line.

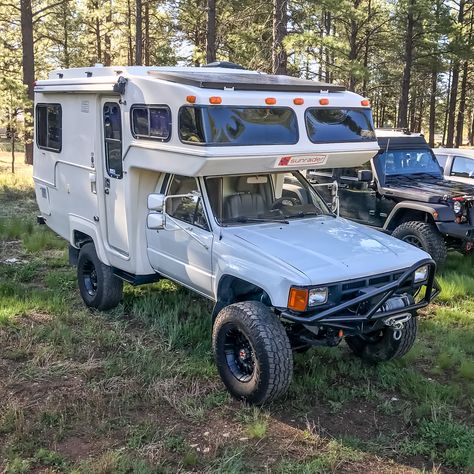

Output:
xmin=36 ymin=104 xmax=62 ymax=152
xmin=131 ymin=106 xmax=171 ymax=141
xmin=103 ymin=103 xmax=122 ymax=179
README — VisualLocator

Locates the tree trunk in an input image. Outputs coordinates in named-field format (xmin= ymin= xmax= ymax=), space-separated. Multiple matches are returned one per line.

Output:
xmin=11 ymin=128 xmax=16 ymax=174
xmin=127 ymin=0 xmax=133 ymax=64
xmin=324 ymin=11 xmax=331 ymax=82
xmin=348 ymin=0 xmax=361 ymax=90
xmin=20 ymin=0 xmax=35 ymax=165
xmin=469 ymin=111 xmax=474 ymax=146
xmin=397 ymin=0 xmax=415 ymax=129
xmin=135 ymin=0 xmax=142 ymax=65
xmin=446 ymin=0 xmax=465 ymax=147
xmin=272 ymin=0 xmax=287 ymax=75
xmin=104 ymin=1 xmax=112 ymax=66
xmin=428 ymin=67 xmax=437 ymax=147
xmin=443 ymin=63 xmax=452 ymax=145
xmin=144 ymin=1 xmax=150 ymax=65
xmin=206 ymin=0 xmax=216 ymax=64
xmin=455 ymin=60 xmax=469 ymax=147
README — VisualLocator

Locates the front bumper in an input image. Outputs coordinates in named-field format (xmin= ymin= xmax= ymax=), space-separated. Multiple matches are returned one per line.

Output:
xmin=436 ymin=221 xmax=474 ymax=241
xmin=281 ymin=259 xmax=439 ymax=333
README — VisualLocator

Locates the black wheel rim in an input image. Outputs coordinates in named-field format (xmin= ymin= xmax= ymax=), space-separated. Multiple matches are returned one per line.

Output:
xmin=224 ymin=326 xmax=255 ymax=382
xmin=403 ymin=234 xmax=423 ymax=249
xmin=82 ymin=260 xmax=98 ymax=297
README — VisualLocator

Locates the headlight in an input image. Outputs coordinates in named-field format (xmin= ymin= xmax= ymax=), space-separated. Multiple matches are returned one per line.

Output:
xmin=309 ymin=287 xmax=328 ymax=306
xmin=414 ymin=265 xmax=429 ymax=283
xmin=453 ymin=201 xmax=462 ymax=214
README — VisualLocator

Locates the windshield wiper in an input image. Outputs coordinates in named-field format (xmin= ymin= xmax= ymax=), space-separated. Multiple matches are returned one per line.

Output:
xmin=222 ymin=216 xmax=289 ymax=225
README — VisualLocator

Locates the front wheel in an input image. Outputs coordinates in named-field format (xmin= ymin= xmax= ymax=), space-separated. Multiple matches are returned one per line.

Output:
xmin=391 ymin=221 xmax=446 ymax=266
xmin=212 ymin=301 xmax=293 ymax=404
xmin=345 ymin=314 xmax=418 ymax=363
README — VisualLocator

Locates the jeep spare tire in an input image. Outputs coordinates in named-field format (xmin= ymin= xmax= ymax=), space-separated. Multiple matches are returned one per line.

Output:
xmin=392 ymin=221 xmax=446 ymax=266
xmin=77 ymin=242 xmax=123 ymax=310
xmin=212 ymin=301 xmax=293 ymax=404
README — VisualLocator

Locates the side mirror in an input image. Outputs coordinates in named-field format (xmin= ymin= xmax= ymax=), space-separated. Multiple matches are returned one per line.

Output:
xmin=148 ymin=193 xmax=165 ymax=212
xmin=358 ymin=169 xmax=373 ymax=182
xmin=147 ymin=213 xmax=164 ymax=230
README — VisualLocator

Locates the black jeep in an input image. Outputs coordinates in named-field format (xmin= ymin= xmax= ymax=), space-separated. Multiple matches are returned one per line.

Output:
xmin=308 ymin=131 xmax=474 ymax=265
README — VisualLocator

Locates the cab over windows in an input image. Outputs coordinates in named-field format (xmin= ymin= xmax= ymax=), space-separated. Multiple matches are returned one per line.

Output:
xmin=167 ymin=175 xmax=209 ymax=230
xmin=36 ymin=104 xmax=62 ymax=152
xmin=131 ymin=106 xmax=171 ymax=141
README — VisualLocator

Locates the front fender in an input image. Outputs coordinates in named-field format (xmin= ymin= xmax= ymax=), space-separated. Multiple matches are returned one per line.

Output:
xmin=383 ymin=202 xmax=455 ymax=230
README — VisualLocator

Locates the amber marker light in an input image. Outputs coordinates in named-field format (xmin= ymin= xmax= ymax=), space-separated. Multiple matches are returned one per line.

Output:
xmin=319 ymin=98 xmax=329 ymax=105
xmin=293 ymin=98 xmax=304 ymax=105
xmin=186 ymin=95 xmax=196 ymax=104
xmin=361 ymin=99 xmax=370 ymax=106
xmin=288 ymin=288 xmax=308 ymax=312
xmin=209 ymin=96 xmax=222 ymax=104
xmin=265 ymin=97 xmax=277 ymax=105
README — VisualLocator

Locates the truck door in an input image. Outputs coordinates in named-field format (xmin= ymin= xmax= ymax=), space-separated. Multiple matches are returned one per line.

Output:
xmin=102 ymin=100 xmax=129 ymax=255
xmin=337 ymin=163 xmax=377 ymax=224
xmin=146 ymin=175 xmax=214 ymax=297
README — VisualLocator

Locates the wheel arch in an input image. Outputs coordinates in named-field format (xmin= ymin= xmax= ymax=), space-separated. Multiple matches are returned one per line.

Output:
xmin=212 ymin=275 xmax=272 ymax=321
xmin=384 ymin=203 xmax=438 ymax=232
xmin=68 ymin=216 xmax=110 ymax=265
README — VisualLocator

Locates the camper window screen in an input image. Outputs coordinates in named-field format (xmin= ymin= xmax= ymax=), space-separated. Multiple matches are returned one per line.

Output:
xmin=36 ymin=104 xmax=62 ymax=152
xmin=131 ymin=106 xmax=171 ymax=140
xmin=104 ymin=102 xmax=123 ymax=179
xmin=179 ymin=106 xmax=298 ymax=145
xmin=305 ymin=108 xmax=376 ymax=143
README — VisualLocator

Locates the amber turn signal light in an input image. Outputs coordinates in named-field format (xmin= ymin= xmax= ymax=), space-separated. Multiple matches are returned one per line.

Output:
xmin=288 ymin=288 xmax=308 ymax=312
xmin=319 ymin=98 xmax=329 ymax=105
xmin=293 ymin=98 xmax=304 ymax=105
xmin=265 ymin=97 xmax=277 ymax=105
xmin=186 ymin=95 xmax=196 ymax=103
xmin=361 ymin=99 xmax=370 ymax=107
xmin=209 ymin=96 xmax=222 ymax=104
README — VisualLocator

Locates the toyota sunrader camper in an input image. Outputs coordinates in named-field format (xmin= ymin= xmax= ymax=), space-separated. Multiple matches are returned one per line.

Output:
xmin=33 ymin=65 xmax=439 ymax=403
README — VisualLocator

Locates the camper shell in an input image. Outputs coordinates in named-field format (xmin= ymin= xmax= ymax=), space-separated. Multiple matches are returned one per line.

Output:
xmin=34 ymin=66 xmax=438 ymax=404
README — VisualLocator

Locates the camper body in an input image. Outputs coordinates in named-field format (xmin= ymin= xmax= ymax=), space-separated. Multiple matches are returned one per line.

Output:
xmin=34 ymin=66 xmax=438 ymax=403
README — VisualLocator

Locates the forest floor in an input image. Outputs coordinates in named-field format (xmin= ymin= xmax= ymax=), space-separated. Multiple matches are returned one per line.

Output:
xmin=1 ymin=153 xmax=473 ymax=474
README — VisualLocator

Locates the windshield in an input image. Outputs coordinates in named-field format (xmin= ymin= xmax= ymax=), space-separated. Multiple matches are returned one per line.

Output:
xmin=205 ymin=171 xmax=331 ymax=226
xmin=305 ymin=108 xmax=376 ymax=143
xmin=375 ymin=148 xmax=442 ymax=182
xmin=179 ymin=106 xmax=298 ymax=145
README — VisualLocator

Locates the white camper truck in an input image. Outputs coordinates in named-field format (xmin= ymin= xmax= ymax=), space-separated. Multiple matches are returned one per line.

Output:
xmin=33 ymin=65 xmax=439 ymax=403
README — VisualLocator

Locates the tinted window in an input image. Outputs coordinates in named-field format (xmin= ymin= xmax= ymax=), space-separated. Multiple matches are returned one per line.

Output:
xmin=167 ymin=175 xmax=209 ymax=230
xmin=451 ymin=156 xmax=474 ymax=178
xmin=131 ymin=106 xmax=171 ymax=140
xmin=36 ymin=104 xmax=62 ymax=152
xmin=179 ymin=106 xmax=298 ymax=145
xmin=375 ymin=148 xmax=442 ymax=181
xmin=305 ymin=108 xmax=376 ymax=143
xmin=104 ymin=102 xmax=122 ymax=179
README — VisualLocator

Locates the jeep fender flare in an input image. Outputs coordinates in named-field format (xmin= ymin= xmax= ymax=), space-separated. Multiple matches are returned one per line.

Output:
xmin=383 ymin=202 xmax=454 ymax=231
xmin=68 ymin=215 xmax=110 ymax=266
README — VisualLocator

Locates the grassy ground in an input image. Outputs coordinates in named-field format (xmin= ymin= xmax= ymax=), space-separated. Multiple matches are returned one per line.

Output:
xmin=1 ymin=152 xmax=473 ymax=473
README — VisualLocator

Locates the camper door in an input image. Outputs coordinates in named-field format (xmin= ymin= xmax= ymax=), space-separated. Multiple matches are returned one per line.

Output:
xmin=101 ymin=99 xmax=129 ymax=255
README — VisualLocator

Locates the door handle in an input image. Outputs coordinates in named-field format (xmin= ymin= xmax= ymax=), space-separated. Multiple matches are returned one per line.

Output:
xmin=104 ymin=178 xmax=110 ymax=195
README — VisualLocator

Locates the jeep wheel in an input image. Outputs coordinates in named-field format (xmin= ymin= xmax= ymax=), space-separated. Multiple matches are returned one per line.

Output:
xmin=345 ymin=315 xmax=417 ymax=363
xmin=392 ymin=221 xmax=446 ymax=266
xmin=77 ymin=242 xmax=123 ymax=310
xmin=212 ymin=301 xmax=293 ymax=404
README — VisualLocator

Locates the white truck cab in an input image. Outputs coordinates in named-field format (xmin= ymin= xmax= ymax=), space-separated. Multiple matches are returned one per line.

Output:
xmin=33 ymin=65 xmax=439 ymax=404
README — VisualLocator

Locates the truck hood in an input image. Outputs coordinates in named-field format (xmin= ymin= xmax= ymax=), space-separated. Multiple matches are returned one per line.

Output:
xmin=385 ymin=176 xmax=474 ymax=203
xmin=224 ymin=216 xmax=430 ymax=285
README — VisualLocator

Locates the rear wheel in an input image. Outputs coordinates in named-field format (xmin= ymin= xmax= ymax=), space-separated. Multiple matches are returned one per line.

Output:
xmin=345 ymin=315 xmax=417 ymax=363
xmin=77 ymin=242 xmax=123 ymax=310
xmin=212 ymin=301 xmax=293 ymax=404
xmin=392 ymin=221 xmax=446 ymax=266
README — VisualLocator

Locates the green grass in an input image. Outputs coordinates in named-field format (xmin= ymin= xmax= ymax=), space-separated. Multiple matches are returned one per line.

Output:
xmin=0 ymin=158 xmax=473 ymax=473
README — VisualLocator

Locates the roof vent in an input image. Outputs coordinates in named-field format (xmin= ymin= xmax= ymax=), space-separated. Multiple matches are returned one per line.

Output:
xmin=203 ymin=61 xmax=246 ymax=70
xmin=95 ymin=63 xmax=104 ymax=67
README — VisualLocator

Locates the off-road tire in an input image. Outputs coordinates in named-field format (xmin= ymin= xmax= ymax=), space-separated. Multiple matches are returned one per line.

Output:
xmin=77 ymin=242 xmax=123 ymax=310
xmin=212 ymin=301 xmax=293 ymax=404
xmin=345 ymin=315 xmax=418 ymax=363
xmin=392 ymin=221 xmax=446 ymax=266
